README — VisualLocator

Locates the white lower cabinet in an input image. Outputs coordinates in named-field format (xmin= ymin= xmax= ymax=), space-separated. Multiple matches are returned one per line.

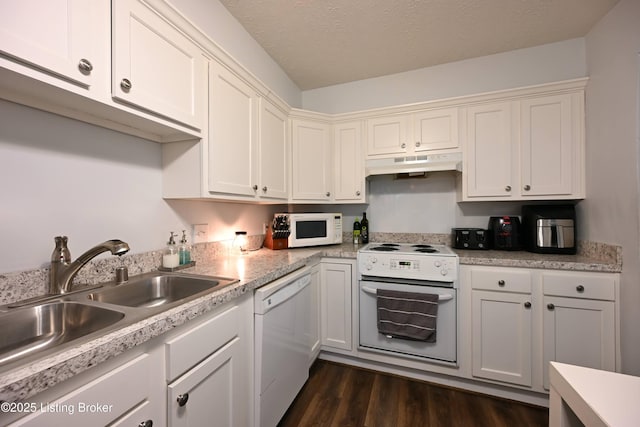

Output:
xmin=320 ymin=260 xmax=354 ymax=351
xmin=464 ymin=265 xmax=619 ymax=394
xmin=308 ymin=263 xmax=322 ymax=364
xmin=470 ymin=268 xmax=533 ymax=387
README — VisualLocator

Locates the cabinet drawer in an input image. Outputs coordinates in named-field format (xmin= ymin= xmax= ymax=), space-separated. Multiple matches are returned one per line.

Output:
xmin=470 ymin=267 xmax=532 ymax=293
xmin=165 ymin=304 xmax=239 ymax=381
xmin=542 ymin=272 xmax=616 ymax=300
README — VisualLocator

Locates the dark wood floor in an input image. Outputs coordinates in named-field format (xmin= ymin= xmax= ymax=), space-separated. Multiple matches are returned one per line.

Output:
xmin=278 ymin=360 xmax=549 ymax=427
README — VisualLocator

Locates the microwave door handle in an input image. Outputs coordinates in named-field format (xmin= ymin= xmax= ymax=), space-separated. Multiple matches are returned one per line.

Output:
xmin=362 ymin=286 xmax=453 ymax=301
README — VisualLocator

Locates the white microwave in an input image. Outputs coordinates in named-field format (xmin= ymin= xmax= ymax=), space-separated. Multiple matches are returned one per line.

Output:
xmin=284 ymin=213 xmax=343 ymax=248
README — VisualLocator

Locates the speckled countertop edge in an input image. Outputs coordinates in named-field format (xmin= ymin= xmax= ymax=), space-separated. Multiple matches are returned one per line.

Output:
xmin=0 ymin=240 xmax=618 ymax=402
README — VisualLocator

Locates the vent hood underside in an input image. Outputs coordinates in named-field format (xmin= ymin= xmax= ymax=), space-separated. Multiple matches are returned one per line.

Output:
xmin=365 ymin=153 xmax=462 ymax=177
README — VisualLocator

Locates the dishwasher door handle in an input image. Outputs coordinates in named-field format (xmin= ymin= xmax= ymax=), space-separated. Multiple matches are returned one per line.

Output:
xmin=361 ymin=286 xmax=453 ymax=302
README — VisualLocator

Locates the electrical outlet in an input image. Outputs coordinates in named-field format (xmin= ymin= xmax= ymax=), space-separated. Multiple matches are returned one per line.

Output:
xmin=193 ymin=224 xmax=208 ymax=243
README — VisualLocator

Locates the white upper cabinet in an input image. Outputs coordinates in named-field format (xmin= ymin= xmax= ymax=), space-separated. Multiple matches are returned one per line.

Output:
xmin=258 ymin=99 xmax=289 ymax=200
xmin=461 ymin=87 xmax=585 ymax=201
xmin=334 ymin=121 xmax=366 ymax=203
xmin=0 ymin=0 xmax=103 ymax=89
xmin=112 ymin=0 xmax=206 ymax=130
xmin=291 ymin=117 xmax=333 ymax=201
xmin=208 ymin=61 xmax=258 ymax=197
xmin=366 ymin=107 xmax=459 ymax=158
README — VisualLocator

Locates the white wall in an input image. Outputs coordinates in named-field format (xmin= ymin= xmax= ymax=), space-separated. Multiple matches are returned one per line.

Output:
xmin=302 ymin=38 xmax=587 ymax=114
xmin=0 ymin=100 xmax=282 ymax=273
xmin=170 ymin=0 xmax=302 ymax=107
xmin=582 ymin=0 xmax=640 ymax=375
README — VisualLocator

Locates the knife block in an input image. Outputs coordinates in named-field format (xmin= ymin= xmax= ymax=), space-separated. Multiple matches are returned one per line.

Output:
xmin=264 ymin=228 xmax=288 ymax=250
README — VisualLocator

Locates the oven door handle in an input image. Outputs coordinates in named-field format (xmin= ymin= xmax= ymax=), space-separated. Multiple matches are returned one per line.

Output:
xmin=361 ymin=286 xmax=453 ymax=301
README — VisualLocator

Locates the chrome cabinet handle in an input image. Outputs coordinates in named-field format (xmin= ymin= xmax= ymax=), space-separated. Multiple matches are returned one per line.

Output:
xmin=498 ymin=280 xmax=505 ymax=286
xmin=576 ymin=285 xmax=585 ymax=293
xmin=138 ymin=421 xmax=153 ymax=427
xmin=252 ymin=184 xmax=258 ymax=191
xmin=177 ymin=393 xmax=189 ymax=407
xmin=78 ymin=58 xmax=93 ymax=73
xmin=120 ymin=78 xmax=132 ymax=92
xmin=524 ymin=185 xmax=531 ymax=191
xmin=415 ymin=141 xmax=421 ymax=147
xmin=262 ymin=186 xmax=268 ymax=192
xmin=524 ymin=301 xmax=531 ymax=309
xmin=547 ymin=303 xmax=555 ymax=310
xmin=505 ymin=185 xmax=512 ymax=192
xmin=401 ymin=143 xmax=406 ymax=149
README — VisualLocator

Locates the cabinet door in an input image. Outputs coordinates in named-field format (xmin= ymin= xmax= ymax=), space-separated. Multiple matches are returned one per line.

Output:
xmin=334 ymin=121 xmax=365 ymax=202
xmin=464 ymin=102 xmax=516 ymax=198
xmin=112 ymin=0 xmax=205 ymax=129
xmin=542 ymin=296 xmax=615 ymax=390
xmin=258 ymin=99 xmax=288 ymax=200
xmin=320 ymin=262 xmax=352 ymax=351
xmin=413 ymin=108 xmax=459 ymax=152
xmin=0 ymin=0 xmax=101 ymax=88
xmin=472 ymin=290 xmax=532 ymax=386
xmin=208 ymin=62 xmax=258 ymax=196
xmin=291 ymin=119 xmax=332 ymax=201
xmin=521 ymin=94 xmax=575 ymax=197
xmin=308 ymin=264 xmax=322 ymax=364
xmin=366 ymin=114 xmax=409 ymax=157
xmin=168 ymin=337 xmax=243 ymax=427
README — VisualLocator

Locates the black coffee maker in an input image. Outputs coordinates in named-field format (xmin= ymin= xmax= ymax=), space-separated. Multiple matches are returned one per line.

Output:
xmin=487 ymin=216 xmax=521 ymax=250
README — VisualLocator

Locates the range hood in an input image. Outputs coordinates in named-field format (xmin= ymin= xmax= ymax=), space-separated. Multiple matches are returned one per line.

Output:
xmin=365 ymin=153 xmax=462 ymax=177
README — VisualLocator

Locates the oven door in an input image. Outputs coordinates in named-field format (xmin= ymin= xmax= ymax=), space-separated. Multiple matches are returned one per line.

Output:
xmin=359 ymin=279 xmax=457 ymax=364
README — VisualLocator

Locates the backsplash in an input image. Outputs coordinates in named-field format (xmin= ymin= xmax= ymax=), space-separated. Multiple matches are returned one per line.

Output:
xmin=0 ymin=234 xmax=621 ymax=306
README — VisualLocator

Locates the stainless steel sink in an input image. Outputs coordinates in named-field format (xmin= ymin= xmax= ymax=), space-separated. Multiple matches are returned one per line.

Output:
xmin=0 ymin=302 xmax=125 ymax=367
xmin=86 ymin=273 xmax=237 ymax=308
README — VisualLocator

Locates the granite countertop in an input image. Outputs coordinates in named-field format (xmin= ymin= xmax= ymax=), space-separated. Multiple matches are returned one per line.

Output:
xmin=0 ymin=240 xmax=618 ymax=402
xmin=0 ymin=243 xmax=357 ymax=403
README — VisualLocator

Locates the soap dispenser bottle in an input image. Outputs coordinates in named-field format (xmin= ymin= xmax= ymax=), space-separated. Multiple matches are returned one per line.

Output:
xmin=163 ymin=232 xmax=179 ymax=268
xmin=179 ymin=230 xmax=191 ymax=265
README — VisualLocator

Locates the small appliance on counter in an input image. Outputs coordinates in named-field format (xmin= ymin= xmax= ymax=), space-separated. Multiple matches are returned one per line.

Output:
xmin=264 ymin=214 xmax=290 ymax=250
xmin=452 ymin=228 xmax=489 ymax=250
xmin=521 ymin=205 xmax=576 ymax=254
xmin=487 ymin=216 xmax=521 ymax=250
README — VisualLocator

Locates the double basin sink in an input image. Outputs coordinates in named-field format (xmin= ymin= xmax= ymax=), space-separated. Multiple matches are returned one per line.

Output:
xmin=0 ymin=272 xmax=238 ymax=371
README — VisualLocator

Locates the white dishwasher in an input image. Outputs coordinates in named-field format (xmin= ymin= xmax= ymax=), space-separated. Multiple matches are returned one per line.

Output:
xmin=254 ymin=266 xmax=311 ymax=427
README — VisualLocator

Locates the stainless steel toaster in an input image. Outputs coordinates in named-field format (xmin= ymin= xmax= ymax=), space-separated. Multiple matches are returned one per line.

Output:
xmin=522 ymin=205 xmax=576 ymax=254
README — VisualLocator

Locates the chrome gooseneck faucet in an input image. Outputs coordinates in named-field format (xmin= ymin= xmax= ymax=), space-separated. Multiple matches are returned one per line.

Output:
xmin=49 ymin=236 xmax=130 ymax=294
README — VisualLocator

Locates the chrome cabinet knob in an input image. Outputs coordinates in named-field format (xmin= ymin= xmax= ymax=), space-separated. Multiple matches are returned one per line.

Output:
xmin=505 ymin=185 xmax=512 ymax=192
xmin=523 ymin=185 xmax=531 ymax=191
xmin=326 ymin=192 xmax=331 ymax=197
xmin=138 ymin=421 xmax=153 ymax=427
xmin=547 ymin=303 xmax=555 ymax=311
xmin=576 ymin=285 xmax=585 ymax=293
xmin=120 ymin=78 xmax=132 ymax=92
xmin=262 ymin=186 xmax=268 ymax=192
xmin=524 ymin=301 xmax=531 ymax=309
xmin=415 ymin=141 xmax=421 ymax=147
xmin=401 ymin=143 xmax=406 ymax=149
xmin=252 ymin=184 xmax=258 ymax=191
xmin=498 ymin=280 xmax=505 ymax=286
xmin=356 ymin=190 xmax=361 ymax=196
xmin=78 ymin=58 xmax=93 ymax=73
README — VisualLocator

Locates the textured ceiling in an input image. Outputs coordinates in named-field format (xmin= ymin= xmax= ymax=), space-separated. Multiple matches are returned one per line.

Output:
xmin=218 ymin=0 xmax=619 ymax=90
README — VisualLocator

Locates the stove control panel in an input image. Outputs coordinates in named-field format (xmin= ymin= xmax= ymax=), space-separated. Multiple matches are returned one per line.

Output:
xmin=358 ymin=254 xmax=458 ymax=282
